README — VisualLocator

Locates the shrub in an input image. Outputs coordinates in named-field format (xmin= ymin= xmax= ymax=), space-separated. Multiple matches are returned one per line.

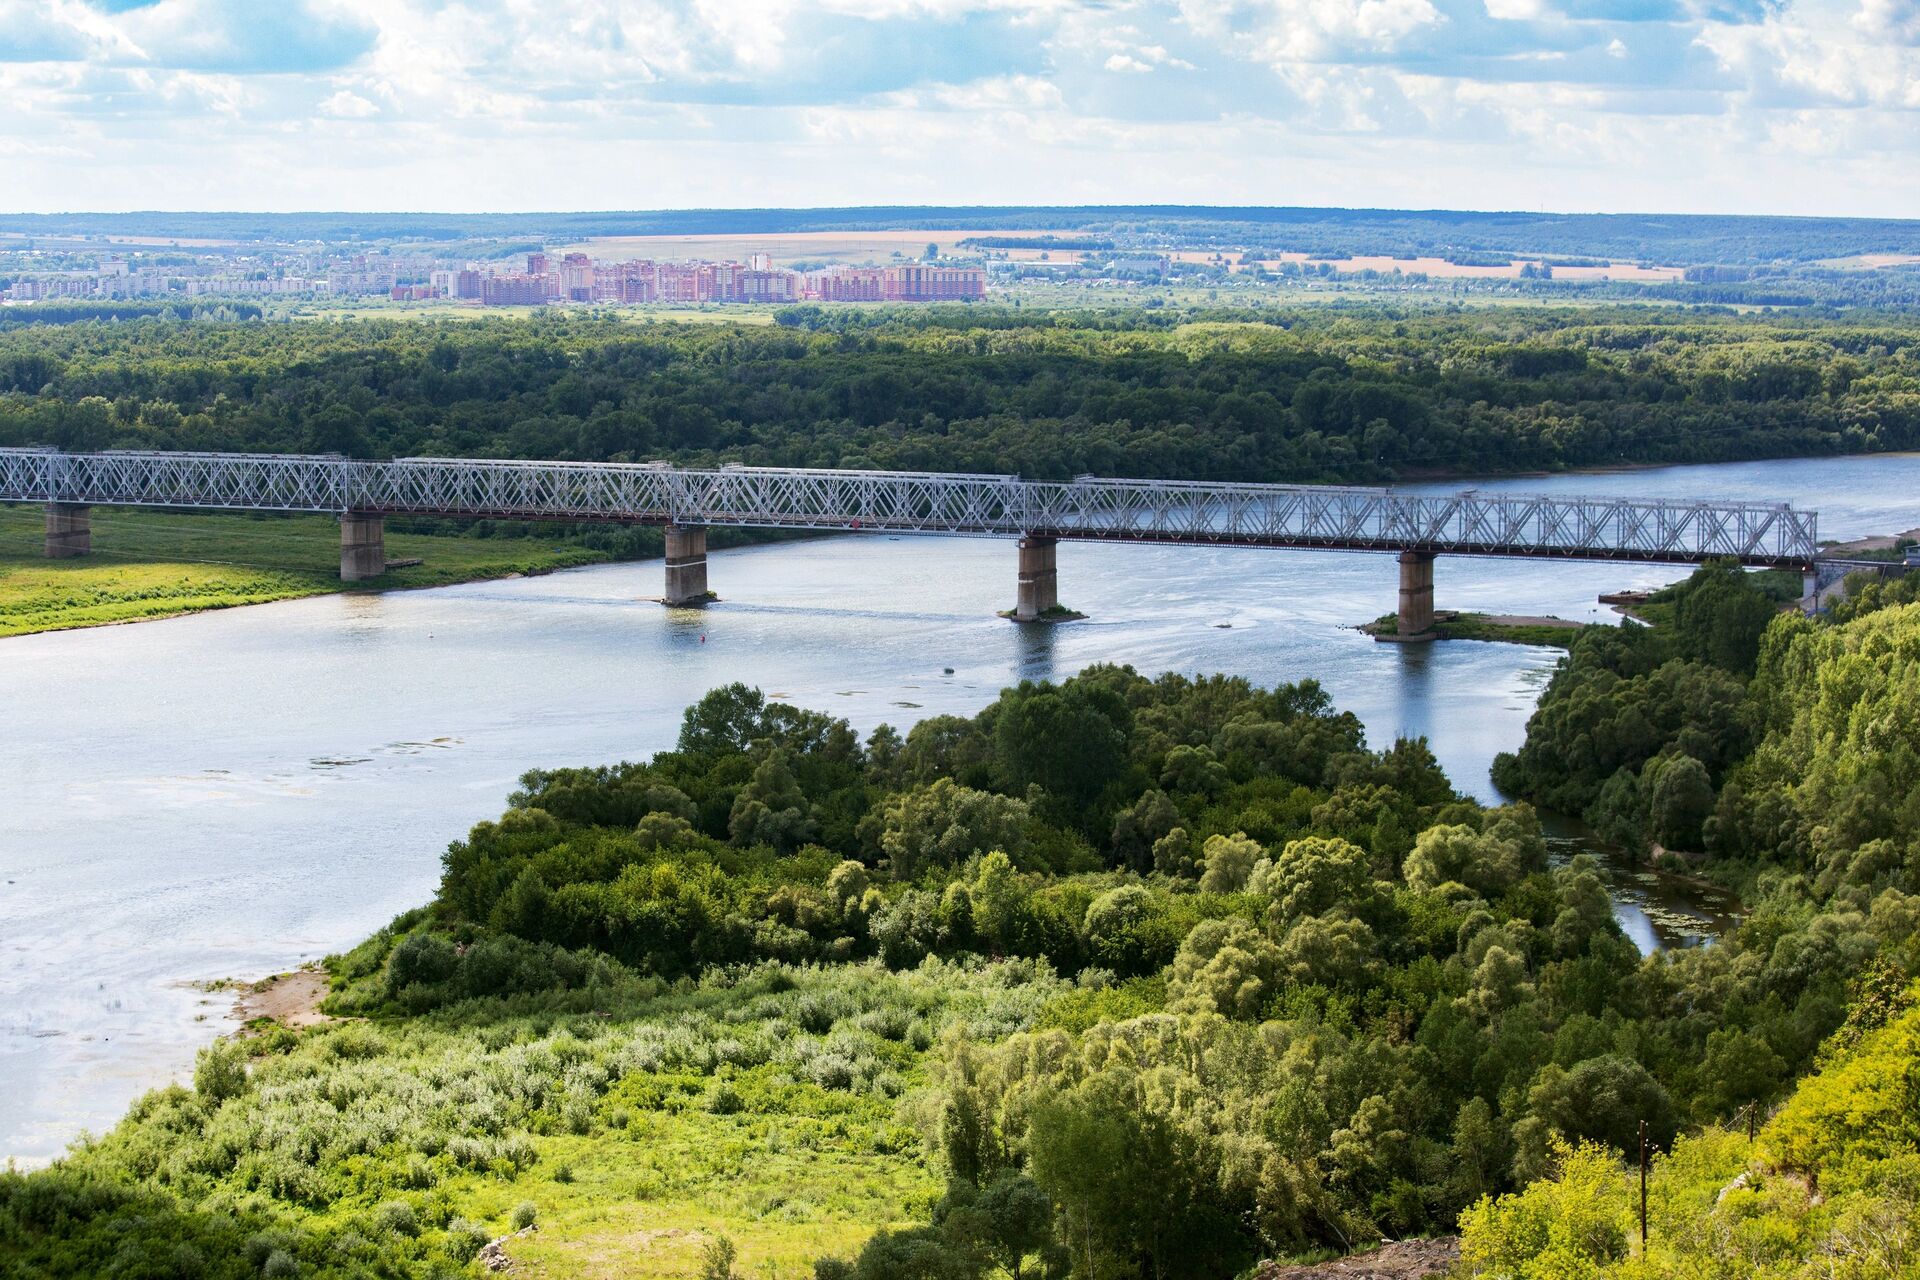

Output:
xmin=374 ymin=1200 xmax=420 ymax=1237
xmin=193 ymin=1038 xmax=250 ymax=1103
xmin=701 ymin=1234 xmax=738 ymax=1280
xmin=387 ymin=933 xmax=459 ymax=994
xmin=510 ymin=1201 xmax=538 ymax=1230
xmin=705 ymin=1080 xmax=746 ymax=1114
xmin=444 ymin=1217 xmax=491 ymax=1261
xmin=1459 ymin=1140 xmax=1631 ymax=1275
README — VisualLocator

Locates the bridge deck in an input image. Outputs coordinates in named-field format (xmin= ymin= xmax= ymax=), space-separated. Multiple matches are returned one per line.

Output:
xmin=0 ymin=449 xmax=1820 ymax=568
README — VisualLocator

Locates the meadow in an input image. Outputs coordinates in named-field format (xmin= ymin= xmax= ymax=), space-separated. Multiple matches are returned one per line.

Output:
xmin=0 ymin=506 xmax=610 ymax=637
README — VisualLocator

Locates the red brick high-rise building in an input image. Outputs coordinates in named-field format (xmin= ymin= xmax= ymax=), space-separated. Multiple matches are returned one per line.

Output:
xmin=882 ymin=265 xmax=985 ymax=301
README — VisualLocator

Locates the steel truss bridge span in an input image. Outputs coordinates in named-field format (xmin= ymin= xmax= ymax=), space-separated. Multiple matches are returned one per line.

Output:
xmin=0 ymin=449 xmax=1820 ymax=567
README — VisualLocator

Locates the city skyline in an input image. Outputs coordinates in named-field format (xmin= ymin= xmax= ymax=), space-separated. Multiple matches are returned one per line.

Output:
xmin=3 ymin=1 xmax=1919 ymax=219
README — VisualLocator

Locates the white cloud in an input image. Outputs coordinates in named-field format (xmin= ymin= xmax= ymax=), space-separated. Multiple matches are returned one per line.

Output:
xmin=319 ymin=89 xmax=379 ymax=117
xmin=1854 ymin=0 xmax=1920 ymax=44
xmin=1178 ymin=0 xmax=1445 ymax=62
xmin=1484 ymin=0 xmax=1549 ymax=18
xmin=1698 ymin=2 xmax=1920 ymax=109
xmin=0 ymin=0 xmax=1917 ymax=214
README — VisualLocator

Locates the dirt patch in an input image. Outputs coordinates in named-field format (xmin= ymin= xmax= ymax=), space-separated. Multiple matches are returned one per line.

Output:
xmin=1478 ymin=614 xmax=1583 ymax=628
xmin=1825 ymin=526 xmax=1920 ymax=556
xmin=232 ymin=967 xmax=333 ymax=1030
xmin=1253 ymin=1237 xmax=1459 ymax=1280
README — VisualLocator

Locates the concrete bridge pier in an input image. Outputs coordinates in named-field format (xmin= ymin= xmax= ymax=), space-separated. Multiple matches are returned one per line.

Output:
xmin=664 ymin=524 xmax=711 ymax=606
xmin=44 ymin=503 xmax=91 ymax=558
xmin=1013 ymin=535 xmax=1059 ymax=621
xmin=340 ymin=513 xmax=386 ymax=581
xmin=1385 ymin=551 xmax=1436 ymax=642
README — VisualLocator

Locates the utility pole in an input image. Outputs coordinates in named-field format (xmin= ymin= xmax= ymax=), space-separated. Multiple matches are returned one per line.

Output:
xmin=1747 ymin=1104 xmax=1758 ymax=1144
xmin=1639 ymin=1119 xmax=1650 ymax=1250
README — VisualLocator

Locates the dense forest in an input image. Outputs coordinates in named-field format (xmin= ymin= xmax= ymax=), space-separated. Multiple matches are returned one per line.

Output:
xmin=2 ymin=306 xmax=1918 ymax=484
xmin=5 ymin=563 xmax=1916 ymax=1278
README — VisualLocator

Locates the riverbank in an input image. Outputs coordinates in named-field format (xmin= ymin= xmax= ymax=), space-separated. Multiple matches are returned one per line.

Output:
xmin=0 ymin=506 xmax=613 ymax=637
xmin=230 ymin=968 xmax=334 ymax=1032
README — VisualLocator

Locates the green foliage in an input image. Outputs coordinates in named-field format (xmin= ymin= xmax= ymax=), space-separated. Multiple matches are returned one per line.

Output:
xmin=882 ymin=781 xmax=1029 ymax=881
xmin=12 ymin=604 xmax=1920 ymax=1280
xmin=192 ymin=1038 xmax=251 ymax=1103
xmin=1196 ymin=831 xmax=1261 ymax=893
xmin=6 ymin=307 xmax=1920 ymax=486
xmin=1458 ymin=1140 xmax=1631 ymax=1277
xmin=1460 ymin=989 xmax=1920 ymax=1278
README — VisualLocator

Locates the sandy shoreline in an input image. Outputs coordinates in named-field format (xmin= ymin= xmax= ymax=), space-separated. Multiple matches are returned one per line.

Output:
xmin=229 ymin=967 xmax=333 ymax=1030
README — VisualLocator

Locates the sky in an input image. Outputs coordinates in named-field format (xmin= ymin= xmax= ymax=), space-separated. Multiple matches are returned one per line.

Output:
xmin=1 ymin=0 xmax=1918 ymax=217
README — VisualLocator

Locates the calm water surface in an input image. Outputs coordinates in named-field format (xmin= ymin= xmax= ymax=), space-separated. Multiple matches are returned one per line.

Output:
xmin=3 ymin=452 xmax=1915 ymax=1161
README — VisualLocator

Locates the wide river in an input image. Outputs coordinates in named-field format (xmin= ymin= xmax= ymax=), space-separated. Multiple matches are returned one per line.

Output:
xmin=4 ymin=453 xmax=1917 ymax=1161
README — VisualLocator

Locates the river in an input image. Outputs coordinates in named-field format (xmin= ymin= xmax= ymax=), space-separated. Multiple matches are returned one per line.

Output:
xmin=3 ymin=452 xmax=1915 ymax=1162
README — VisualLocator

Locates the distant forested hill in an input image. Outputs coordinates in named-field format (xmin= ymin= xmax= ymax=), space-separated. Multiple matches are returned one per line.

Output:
xmin=7 ymin=205 xmax=1920 ymax=265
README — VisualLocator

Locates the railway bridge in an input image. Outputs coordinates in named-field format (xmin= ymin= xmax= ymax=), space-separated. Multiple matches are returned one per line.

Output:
xmin=1 ymin=449 xmax=1822 ymax=640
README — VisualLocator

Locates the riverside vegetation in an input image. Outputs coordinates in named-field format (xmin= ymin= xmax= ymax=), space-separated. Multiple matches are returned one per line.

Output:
xmin=6 ymin=302 xmax=1918 ymax=634
xmin=4 ymin=563 xmax=1919 ymax=1279
xmin=4 ymin=305 xmax=1920 ymax=481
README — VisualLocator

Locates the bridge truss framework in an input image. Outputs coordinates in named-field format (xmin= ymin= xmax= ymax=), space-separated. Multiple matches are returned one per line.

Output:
xmin=0 ymin=449 xmax=1820 ymax=567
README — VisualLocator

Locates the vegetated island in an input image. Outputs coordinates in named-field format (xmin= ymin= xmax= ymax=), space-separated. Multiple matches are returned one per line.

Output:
xmin=1360 ymin=610 xmax=1586 ymax=648
xmin=4 ymin=562 xmax=1917 ymax=1279
xmin=1356 ymin=565 xmax=1817 ymax=649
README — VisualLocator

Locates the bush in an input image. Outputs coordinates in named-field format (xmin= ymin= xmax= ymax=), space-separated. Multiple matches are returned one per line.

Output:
xmin=193 ymin=1038 xmax=250 ymax=1103
xmin=704 ymin=1080 xmax=746 ymax=1114
xmin=701 ymin=1234 xmax=738 ymax=1280
xmin=387 ymin=933 xmax=459 ymax=994
xmin=374 ymin=1200 xmax=420 ymax=1237
xmin=444 ymin=1217 xmax=491 ymax=1262
xmin=510 ymin=1201 xmax=538 ymax=1230
xmin=1459 ymin=1140 xmax=1630 ymax=1275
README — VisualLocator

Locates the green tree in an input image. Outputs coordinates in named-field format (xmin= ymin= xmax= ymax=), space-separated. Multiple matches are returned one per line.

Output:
xmin=728 ymin=750 xmax=815 ymax=851
xmin=1167 ymin=917 xmax=1283 ymax=1019
xmin=992 ymin=680 xmax=1129 ymax=811
xmin=1249 ymin=835 xmax=1371 ymax=925
xmin=1649 ymin=754 xmax=1714 ymax=850
xmin=881 ymin=779 xmax=1029 ymax=880
xmin=949 ymin=1174 xmax=1054 ymax=1280
xmin=1197 ymin=832 xmax=1262 ymax=894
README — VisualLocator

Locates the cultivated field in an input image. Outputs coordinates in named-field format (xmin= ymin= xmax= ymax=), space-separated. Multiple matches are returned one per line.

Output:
xmin=556 ymin=229 xmax=1072 ymax=265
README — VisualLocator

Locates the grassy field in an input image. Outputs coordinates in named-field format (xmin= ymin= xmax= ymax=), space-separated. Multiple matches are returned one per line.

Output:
xmin=0 ymin=506 xmax=610 ymax=638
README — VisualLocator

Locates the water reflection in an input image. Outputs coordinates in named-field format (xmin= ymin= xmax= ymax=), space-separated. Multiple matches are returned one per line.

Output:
xmin=1544 ymin=820 xmax=1745 ymax=953
xmin=1012 ymin=618 xmax=1061 ymax=683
